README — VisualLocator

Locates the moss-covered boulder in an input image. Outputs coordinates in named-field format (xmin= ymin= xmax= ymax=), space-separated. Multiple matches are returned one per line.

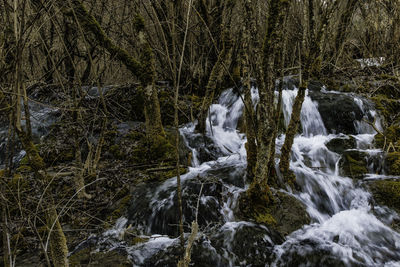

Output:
xmin=238 ymin=189 xmax=310 ymax=236
xmin=385 ymin=152 xmax=400 ymax=176
xmin=308 ymin=90 xmax=364 ymax=134
xmin=369 ymin=180 xmax=400 ymax=214
xmin=326 ymin=136 xmax=357 ymax=154
xmin=339 ymin=150 xmax=368 ymax=179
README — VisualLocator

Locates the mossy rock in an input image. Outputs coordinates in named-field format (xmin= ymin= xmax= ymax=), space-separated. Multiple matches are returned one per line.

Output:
xmin=238 ymin=186 xmax=310 ymax=236
xmin=326 ymin=136 xmax=357 ymax=154
xmin=374 ymin=124 xmax=400 ymax=149
xmin=130 ymin=134 xmax=175 ymax=164
xmin=369 ymin=180 xmax=400 ymax=214
xmin=69 ymin=248 xmax=131 ymax=267
xmin=371 ymin=95 xmax=400 ymax=125
xmin=385 ymin=152 xmax=400 ymax=175
xmin=268 ymin=191 xmax=310 ymax=236
xmin=339 ymin=150 xmax=368 ymax=179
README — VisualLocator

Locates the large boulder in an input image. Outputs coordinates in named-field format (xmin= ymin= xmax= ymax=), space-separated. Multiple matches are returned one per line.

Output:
xmin=237 ymin=189 xmax=311 ymax=237
xmin=141 ymin=222 xmax=284 ymax=267
xmin=326 ymin=136 xmax=357 ymax=154
xmin=127 ymin=163 xmax=245 ymax=236
xmin=184 ymin=133 xmax=226 ymax=164
xmin=308 ymin=91 xmax=364 ymax=134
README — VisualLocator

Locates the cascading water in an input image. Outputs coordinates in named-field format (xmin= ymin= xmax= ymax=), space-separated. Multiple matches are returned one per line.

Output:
xmin=80 ymin=85 xmax=400 ymax=266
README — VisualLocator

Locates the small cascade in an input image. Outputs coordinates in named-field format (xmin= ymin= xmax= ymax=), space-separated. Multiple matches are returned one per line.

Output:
xmin=77 ymin=85 xmax=400 ymax=266
xmin=272 ymin=88 xmax=400 ymax=266
xmin=281 ymin=89 xmax=327 ymax=136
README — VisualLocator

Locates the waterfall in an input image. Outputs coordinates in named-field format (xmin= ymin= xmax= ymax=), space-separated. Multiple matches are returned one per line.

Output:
xmin=77 ymin=86 xmax=400 ymax=266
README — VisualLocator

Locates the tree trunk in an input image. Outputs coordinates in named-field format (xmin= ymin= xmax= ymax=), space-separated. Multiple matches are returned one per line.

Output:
xmin=253 ymin=0 xmax=289 ymax=189
xmin=196 ymin=1 xmax=234 ymax=134
xmin=16 ymin=128 xmax=69 ymax=266
xmin=332 ymin=0 xmax=358 ymax=66
xmin=242 ymin=0 xmax=258 ymax=182
xmin=65 ymin=0 xmax=164 ymax=138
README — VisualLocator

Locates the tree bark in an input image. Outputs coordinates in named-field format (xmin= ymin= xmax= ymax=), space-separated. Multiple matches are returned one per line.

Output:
xmin=253 ymin=0 xmax=289 ymax=189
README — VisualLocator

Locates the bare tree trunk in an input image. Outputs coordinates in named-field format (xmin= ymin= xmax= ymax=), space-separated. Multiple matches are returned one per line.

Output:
xmin=279 ymin=0 xmax=315 ymax=187
xmin=16 ymin=128 xmax=69 ymax=266
xmin=252 ymin=0 xmax=289 ymax=191
xmin=242 ymin=0 xmax=257 ymax=182
xmin=65 ymin=0 xmax=164 ymax=138
xmin=168 ymin=0 xmax=185 ymax=252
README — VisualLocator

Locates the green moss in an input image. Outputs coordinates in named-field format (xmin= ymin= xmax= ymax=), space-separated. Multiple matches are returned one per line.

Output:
xmin=371 ymin=95 xmax=400 ymax=125
xmin=386 ymin=152 xmax=400 ymax=175
xmin=16 ymin=165 xmax=32 ymax=173
xmin=340 ymin=84 xmax=352 ymax=92
xmin=132 ymin=14 xmax=145 ymax=32
xmin=377 ymin=73 xmax=398 ymax=82
xmin=238 ymin=188 xmax=310 ymax=236
xmin=370 ymin=180 xmax=400 ymax=213
xmin=105 ymin=194 xmax=132 ymax=226
xmin=339 ymin=151 xmax=368 ymax=179
xmin=147 ymin=166 xmax=188 ymax=182
xmin=255 ymin=212 xmax=277 ymax=225
xmin=131 ymin=134 xmax=175 ymax=164
xmin=127 ymin=131 xmax=145 ymax=141
xmin=374 ymin=124 xmax=400 ymax=149
xmin=8 ymin=173 xmax=29 ymax=191
xmin=238 ymin=182 xmax=276 ymax=227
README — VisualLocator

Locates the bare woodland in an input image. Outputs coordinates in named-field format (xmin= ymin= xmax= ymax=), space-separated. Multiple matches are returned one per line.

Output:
xmin=1 ymin=0 xmax=400 ymax=266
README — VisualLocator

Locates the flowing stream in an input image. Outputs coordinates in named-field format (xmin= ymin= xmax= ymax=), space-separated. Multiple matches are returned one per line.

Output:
xmin=74 ymin=85 xmax=400 ymax=265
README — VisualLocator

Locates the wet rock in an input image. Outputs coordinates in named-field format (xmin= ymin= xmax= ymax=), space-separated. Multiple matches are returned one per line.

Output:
xmin=237 ymin=189 xmax=310 ymax=237
xmin=326 ymin=136 xmax=357 ymax=154
xmin=210 ymin=222 xmax=284 ymax=266
xmin=282 ymin=76 xmax=299 ymax=90
xmin=269 ymin=191 xmax=311 ymax=236
xmin=127 ymin=178 xmax=225 ymax=236
xmin=369 ymin=180 xmax=400 ymax=214
xmin=307 ymin=80 xmax=325 ymax=91
xmin=339 ymin=150 xmax=368 ymax=179
xmin=142 ymin=222 xmax=284 ymax=267
xmin=308 ymin=91 xmax=364 ymax=134
xmin=273 ymin=240 xmax=352 ymax=267
xmin=165 ymin=127 xmax=192 ymax=166
xmin=185 ymin=134 xmax=226 ymax=164
xmin=141 ymin=235 xmax=228 ymax=267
